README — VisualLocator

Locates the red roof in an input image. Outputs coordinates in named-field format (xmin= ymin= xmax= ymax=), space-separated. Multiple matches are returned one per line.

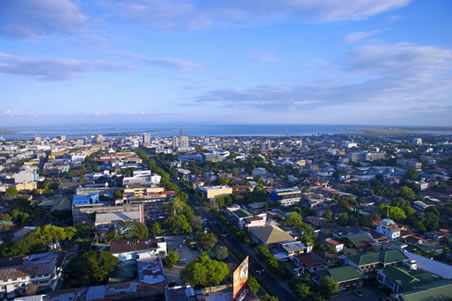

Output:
xmin=296 ymin=255 xmax=326 ymax=267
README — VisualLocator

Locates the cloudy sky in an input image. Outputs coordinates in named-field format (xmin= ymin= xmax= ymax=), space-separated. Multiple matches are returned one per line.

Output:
xmin=0 ymin=0 xmax=451 ymax=126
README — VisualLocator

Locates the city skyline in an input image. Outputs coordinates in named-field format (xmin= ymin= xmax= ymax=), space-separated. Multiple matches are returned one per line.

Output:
xmin=1 ymin=0 xmax=452 ymax=126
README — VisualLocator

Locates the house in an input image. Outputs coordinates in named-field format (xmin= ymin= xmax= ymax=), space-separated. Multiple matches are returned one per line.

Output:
xmin=110 ymin=238 xmax=167 ymax=261
xmin=346 ymin=249 xmax=409 ymax=274
xmin=0 ymin=252 xmax=66 ymax=299
xmin=345 ymin=232 xmax=375 ymax=249
xmin=300 ymin=192 xmax=325 ymax=208
xmin=249 ymin=225 xmax=294 ymax=245
xmin=306 ymin=216 xmax=329 ymax=227
xmin=293 ymin=254 xmax=328 ymax=274
xmin=376 ymin=219 xmax=401 ymax=240
xmin=313 ymin=266 xmax=364 ymax=291
xmin=280 ymin=240 xmax=312 ymax=257
xmin=325 ymin=238 xmax=344 ymax=253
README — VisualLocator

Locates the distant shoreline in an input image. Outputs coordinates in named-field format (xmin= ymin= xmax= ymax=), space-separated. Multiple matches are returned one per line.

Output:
xmin=0 ymin=124 xmax=451 ymax=139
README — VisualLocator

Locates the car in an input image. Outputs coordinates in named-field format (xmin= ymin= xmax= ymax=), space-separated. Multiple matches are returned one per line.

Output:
xmin=168 ymin=281 xmax=176 ymax=287
xmin=354 ymin=290 xmax=363 ymax=297
xmin=179 ymin=258 xmax=188 ymax=264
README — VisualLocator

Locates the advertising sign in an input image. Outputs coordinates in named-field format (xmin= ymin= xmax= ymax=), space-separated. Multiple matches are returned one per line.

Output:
xmin=232 ymin=256 xmax=249 ymax=299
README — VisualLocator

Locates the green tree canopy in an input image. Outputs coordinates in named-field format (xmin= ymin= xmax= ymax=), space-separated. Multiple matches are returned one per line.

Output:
xmin=404 ymin=168 xmax=419 ymax=181
xmin=378 ymin=205 xmax=407 ymax=221
xmin=6 ymin=187 xmax=18 ymax=197
xmin=399 ymin=186 xmax=416 ymax=200
xmin=319 ymin=276 xmax=338 ymax=299
xmin=165 ymin=250 xmax=180 ymax=268
xmin=213 ymin=246 xmax=229 ymax=260
xmin=164 ymin=215 xmax=192 ymax=235
xmin=66 ymin=251 xmax=119 ymax=286
xmin=180 ymin=252 xmax=229 ymax=288
xmin=1 ymin=225 xmax=76 ymax=256
xmin=195 ymin=232 xmax=217 ymax=250
xmin=283 ymin=212 xmax=303 ymax=228
xmin=247 ymin=275 xmax=260 ymax=294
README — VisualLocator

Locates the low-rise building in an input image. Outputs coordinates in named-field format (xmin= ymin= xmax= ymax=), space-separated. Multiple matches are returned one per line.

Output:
xmin=313 ymin=265 xmax=364 ymax=291
xmin=201 ymin=185 xmax=233 ymax=199
xmin=346 ymin=249 xmax=409 ymax=274
xmin=0 ymin=252 xmax=66 ymax=299
xmin=271 ymin=188 xmax=302 ymax=207
xmin=110 ymin=238 xmax=167 ymax=261
xmin=300 ymin=192 xmax=325 ymax=208
xmin=376 ymin=219 xmax=401 ymax=240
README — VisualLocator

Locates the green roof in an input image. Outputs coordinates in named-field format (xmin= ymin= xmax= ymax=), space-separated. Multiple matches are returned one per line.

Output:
xmin=381 ymin=266 xmax=442 ymax=291
xmin=400 ymin=280 xmax=452 ymax=301
xmin=347 ymin=249 xmax=408 ymax=267
xmin=317 ymin=266 xmax=364 ymax=283
xmin=346 ymin=233 xmax=373 ymax=247
xmin=232 ymin=208 xmax=253 ymax=218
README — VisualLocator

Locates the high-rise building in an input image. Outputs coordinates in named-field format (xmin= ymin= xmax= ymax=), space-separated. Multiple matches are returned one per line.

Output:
xmin=172 ymin=129 xmax=189 ymax=150
xmin=143 ymin=133 xmax=151 ymax=145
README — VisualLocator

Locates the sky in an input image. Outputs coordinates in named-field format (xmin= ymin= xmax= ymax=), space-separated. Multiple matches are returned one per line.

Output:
xmin=0 ymin=0 xmax=451 ymax=126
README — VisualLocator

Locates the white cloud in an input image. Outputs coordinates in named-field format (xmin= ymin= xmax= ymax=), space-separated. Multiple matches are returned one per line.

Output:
xmin=345 ymin=30 xmax=381 ymax=42
xmin=0 ymin=0 xmax=87 ymax=38
xmin=195 ymin=43 xmax=452 ymax=115
xmin=114 ymin=52 xmax=201 ymax=71
xmin=0 ymin=52 xmax=130 ymax=81
xmin=102 ymin=0 xmax=410 ymax=30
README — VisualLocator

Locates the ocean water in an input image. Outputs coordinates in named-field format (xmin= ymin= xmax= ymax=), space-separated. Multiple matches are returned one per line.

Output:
xmin=0 ymin=123 xmax=374 ymax=139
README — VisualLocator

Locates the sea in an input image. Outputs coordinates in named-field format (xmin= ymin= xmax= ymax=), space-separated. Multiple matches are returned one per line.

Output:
xmin=0 ymin=123 xmax=378 ymax=139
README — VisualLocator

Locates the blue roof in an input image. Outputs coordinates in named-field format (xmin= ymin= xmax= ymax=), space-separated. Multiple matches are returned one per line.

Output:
xmin=72 ymin=192 xmax=99 ymax=206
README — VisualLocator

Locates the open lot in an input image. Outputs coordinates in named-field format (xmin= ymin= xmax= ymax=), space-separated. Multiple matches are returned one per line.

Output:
xmin=164 ymin=235 xmax=201 ymax=285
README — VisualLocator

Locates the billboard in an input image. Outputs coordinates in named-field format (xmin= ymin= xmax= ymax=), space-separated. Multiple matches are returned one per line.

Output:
xmin=233 ymin=256 xmax=249 ymax=299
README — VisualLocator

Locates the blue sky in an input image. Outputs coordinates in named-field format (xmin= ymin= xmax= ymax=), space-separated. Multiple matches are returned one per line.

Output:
xmin=0 ymin=0 xmax=451 ymax=126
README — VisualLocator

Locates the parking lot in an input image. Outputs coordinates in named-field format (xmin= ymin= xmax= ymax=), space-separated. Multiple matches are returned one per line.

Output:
xmin=164 ymin=235 xmax=201 ymax=286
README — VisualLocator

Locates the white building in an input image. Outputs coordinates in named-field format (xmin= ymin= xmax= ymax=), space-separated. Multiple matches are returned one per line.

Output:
xmin=412 ymin=138 xmax=423 ymax=146
xmin=123 ymin=170 xmax=161 ymax=186
xmin=376 ymin=219 xmax=401 ymax=240
xmin=0 ymin=252 xmax=66 ymax=299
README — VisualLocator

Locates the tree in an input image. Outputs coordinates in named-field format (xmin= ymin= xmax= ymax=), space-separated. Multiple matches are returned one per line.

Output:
xmin=404 ymin=168 xmax=418 ymax=181
xmin=294 ymin=283 xmax=311 ymax=299
xmin=378 ymin=205 xmax=406 ymax=221
xmin=75 ymin=223 xmax=95 ymax=240
xmin=260 ymin=295 xmax=278 ymax=301
xmin=66 ymin=251 xmax=119 ymax=286
xmin=180 ymin=252 xmax=229 ymax=288
xmin=319 ymin=276 xmax=338 ymax=299
xmin=195 ymin=232 xmax=217 ymax=250
xmin=1 ymin=225 xmax=76 ymax=256
xmin=164 ymin=215 xmax=192 ymax=234
xmin=399 ymin=186 xmax=416 ymax=200
xmin=6 ymin=187 xmax=18 ymax=197
xmin=106 ymin=221 xmax=149 ymax=241
xmin=152 ymin=223 xmax=161 ymax=236
xmin=247 ymin=275 xmax=260 ymax=294
xmin=324 ymin=210 xmax=333 ymax=222
xmin=165 ymin=250 xmax=180 ymax=268
xmin=213 ymin=246 xmax=229 ymax=260
xmin=113 ymin=189 xmax=123 ymax=200
xmin=283 ymin=212 xmax=303 ymax=228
